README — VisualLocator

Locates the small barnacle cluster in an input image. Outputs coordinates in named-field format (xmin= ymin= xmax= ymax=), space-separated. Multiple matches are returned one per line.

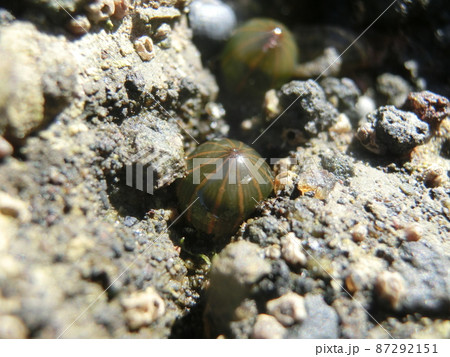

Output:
xmin=67 ymin=0 xmax=130 ymax=35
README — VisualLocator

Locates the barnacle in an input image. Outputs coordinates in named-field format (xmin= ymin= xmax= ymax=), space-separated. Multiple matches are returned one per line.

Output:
xmin=86 ymin=0 xmax=115 ymax=23
xmin=134 ymin=36 xmax=154 ymax=61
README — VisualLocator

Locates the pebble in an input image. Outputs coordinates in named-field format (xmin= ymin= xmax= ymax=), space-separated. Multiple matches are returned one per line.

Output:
xmin=67 ymin=15 xmax=91 ymax=36
xmin=188 ymin=0 xmax=236 ymax=41
xmin=205 ymin=241 xmax=271 ymax=337
xmin=154 ymin=23 xmax=172 ymax=41
xmin=264 ymin=244 xmax=281 ymax=260
xmin=244 ymin=216 xmax=284 ymax=247
xmin=355 ymin=95 xmax=376 ymax=119
xmin=422 ymin=165 xmax=447 ymax=188
xmin=123 ymin=216 xmax=138 ymax=227
xmin=0 ymin=136 xmax=13 ymax=159
xmin=350 ymin=223 xmax=368 ymax=242
xmin=296 ymin=168 xmax=337 ymax=200
xmin=403 ymin=223 xmax=423 ymax=242
xmin=0 ymin=315 xmax=28 ymax=338
xmin=281 ymin=233 xmax=307 ymax=267
xmin=112 ymin=0 xmax=130 ymax=20
xmin=264 ymin=89 xmax=281 ymax=119
xmin=0 ymin=192 xmax=31 ymax=222
xmin=376 ymin=73 xmax=411 ymax=107
xmin=273 ymin=171 xmax=298 ymax=196
xmin=375 ymin=271 xmax=406 ymax=310
xmin=251 ymin=314 xmax=286 ymax=339
xmin=266 ymin=292 xmax=307 ymax=327
xmin=85 ymin=0 xmax=115 ymax=23
xmin=210 ymin=241 xmax=271 ymax=287
xmin=286 ymin=294 xmax=339 ymax=338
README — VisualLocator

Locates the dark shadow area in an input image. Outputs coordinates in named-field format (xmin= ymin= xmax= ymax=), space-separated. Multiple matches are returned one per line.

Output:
xmin=170 ymin=296 xmax=207 ymax=338
xmin=105 ymin=164 xmax=178 ymax=219
xmin=346 ymin=136 xmax=410 ymax=169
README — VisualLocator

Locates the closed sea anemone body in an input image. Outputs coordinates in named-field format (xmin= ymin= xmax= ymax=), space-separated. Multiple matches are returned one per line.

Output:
xmin=221 ymin=18 xmax=298 ymax=97
xmin=177 ymin=139 xmax=273 ymax=238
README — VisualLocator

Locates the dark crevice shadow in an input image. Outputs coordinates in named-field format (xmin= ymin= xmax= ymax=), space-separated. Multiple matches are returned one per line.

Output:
xmin=346 ymin=136 xmax=409 ymax=168
xmin=105 ymin=165 xmax=178 ymax=220
xmin=169 ymin=296 xmax=207 ymax=338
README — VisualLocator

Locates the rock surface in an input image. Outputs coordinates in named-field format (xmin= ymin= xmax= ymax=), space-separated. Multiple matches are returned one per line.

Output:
xmin=0 ymin=0 xmax=449 ymax=340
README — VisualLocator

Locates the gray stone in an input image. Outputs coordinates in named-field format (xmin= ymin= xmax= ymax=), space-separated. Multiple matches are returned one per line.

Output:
xmin=244 ymin=216 xmax=284 ymax=247
xmin=320 ymin=77 xmax=361 ymax=123
xmin=286 ymin=294 xmax=339 ymax=338
xmin=394 ymin=240 xmax=450 ymax=313
xmin=357 ymin=106 xmax=430 ymax=155
xmin=376 ymin=73 xmax=412 ymax=108
xmin=204 ymin=241 xmax=271 ymax=337
xmin=189 ymin=0 xmax=236 ymax=41
xmin=278 ymin=80 xmax=339 ymax=137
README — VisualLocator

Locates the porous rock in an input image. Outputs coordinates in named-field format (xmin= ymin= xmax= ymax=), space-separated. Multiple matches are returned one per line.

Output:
xmin=204 ymin=241 xmax=271 ymax=337
xmin=286 ymin=294 xmax=339 ymax=338
xmin=277 ymin=80 xmax=339 ymax=137
xmin=252 ymin=314 xmax=286 ymax=339
xmin=357 ymin=106 xmax=430 ymax=156
xmin=266 ymin=292 xmax=307 ymax=327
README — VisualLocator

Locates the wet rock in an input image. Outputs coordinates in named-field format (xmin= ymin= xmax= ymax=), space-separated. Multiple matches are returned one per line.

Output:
xmin=421 ymin=165 xmax=447 ymax=188
xmin=376 ymin=73 xmax=412 ymax=108
xmin=204 ymin=241 xmax=271 ymax=337
xmin=266 ymin=292 xmax=307 ymax=327
xmin=252 ymin=314 xmax=286 ymax=339
xmin=357 ymin=106 xmax=430 ymax=156
xmin=286 ymin=294 xmax=339 ymax=338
